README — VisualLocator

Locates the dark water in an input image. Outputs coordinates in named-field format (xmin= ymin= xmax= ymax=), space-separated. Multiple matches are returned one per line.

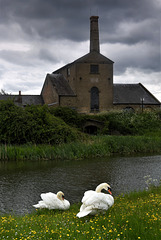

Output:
xmin=0 ymin=154 xmax=161 ymax=215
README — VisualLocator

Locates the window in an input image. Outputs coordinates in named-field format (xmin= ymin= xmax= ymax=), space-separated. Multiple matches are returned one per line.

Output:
xmin=90 ymin=64 xmax=99 ymax=74
xmin=123 ymin=107 xmax=134 ymax=113
xmin=90 ymin=87 xmax=99 ymax=112
xmin=67 ymin=68 xmax=70 ymax=76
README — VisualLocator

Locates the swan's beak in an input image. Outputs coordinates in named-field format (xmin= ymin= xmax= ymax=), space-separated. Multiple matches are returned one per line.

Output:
xmin=62 ymin=195 xmax=65 ymax=200
xmin=108 ymin=188 xmax=112 ymax=195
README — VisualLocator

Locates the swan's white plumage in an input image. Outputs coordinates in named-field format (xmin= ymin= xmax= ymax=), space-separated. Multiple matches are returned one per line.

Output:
xmin=33 ymin=191 xmax=70 ymax=210
xmin=76 ymin=183 xmax=114 ymax=218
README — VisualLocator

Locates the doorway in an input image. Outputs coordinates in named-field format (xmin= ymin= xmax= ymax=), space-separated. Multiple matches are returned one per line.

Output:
xmin=90 ymin=87 xmax=99 ymax=112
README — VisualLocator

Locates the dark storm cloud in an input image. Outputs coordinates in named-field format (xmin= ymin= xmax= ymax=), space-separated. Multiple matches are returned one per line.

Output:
xmin=1 ymin=0 xmax=159 ymax=42
xmin=0 ymin=0 xmax=160 ymax=95
xmin=0 ymin=0 xmax=90 ymax=41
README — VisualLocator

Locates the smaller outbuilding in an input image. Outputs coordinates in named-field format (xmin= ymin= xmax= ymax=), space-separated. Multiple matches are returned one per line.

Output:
xmin=113 ymin=83 xmax=160 ymax=112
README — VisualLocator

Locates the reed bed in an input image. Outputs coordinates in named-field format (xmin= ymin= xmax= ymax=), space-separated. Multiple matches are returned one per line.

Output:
xmin=1 ymin=135 xmax=161 ymax=161
xmin=0 ymin=185 xmax=161 ymax=239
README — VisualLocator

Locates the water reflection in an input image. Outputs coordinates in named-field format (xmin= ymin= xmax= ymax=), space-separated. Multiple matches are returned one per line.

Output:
xmin=0 ymin=155 xmax=161 ymax=215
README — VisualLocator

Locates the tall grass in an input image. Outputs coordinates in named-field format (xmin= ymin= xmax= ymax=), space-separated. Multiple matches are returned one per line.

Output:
xmin=1 ymin=135 xmax=161 ymax=161
xmin=0 ymin=185 xmax=161 ymax=239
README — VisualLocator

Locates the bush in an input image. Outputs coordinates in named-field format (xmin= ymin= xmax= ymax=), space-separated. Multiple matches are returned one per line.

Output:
xmin=106 ymin=111 xmax=135 ymax=135
xmin=0 ymin=101 xmax=161 ymax=145
xmin=89 ymin=111 xmax=161 ymax=136
xmin=49 ymin=106 xmax=86 ymax=128
xmin=0 ymin=101 xmax=84 ymax=144
xmin=0 ymin=100 xmax=28 ymax=144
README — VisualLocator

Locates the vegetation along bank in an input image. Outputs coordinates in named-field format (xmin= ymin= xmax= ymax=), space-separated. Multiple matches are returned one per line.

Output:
xmin=0 ymin=185 xmax=161 ymax=239
xmin=0 ymin=99 xmax=161 ymax=160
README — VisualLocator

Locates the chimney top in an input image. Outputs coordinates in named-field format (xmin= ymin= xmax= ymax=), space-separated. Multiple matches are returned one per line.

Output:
xmin=90 ymin=16 xmax=99 ymax=20
xmin=90 ymin=16 xmax=100 ymax=53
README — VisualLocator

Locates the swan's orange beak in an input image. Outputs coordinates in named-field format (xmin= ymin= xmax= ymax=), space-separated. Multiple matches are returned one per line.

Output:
xmin=108 ymin=189 xmax=112 ymax=195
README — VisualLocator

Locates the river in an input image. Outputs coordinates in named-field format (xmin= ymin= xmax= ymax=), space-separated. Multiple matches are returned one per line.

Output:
xmin=0 ymin=154 xmax=161 ymax=215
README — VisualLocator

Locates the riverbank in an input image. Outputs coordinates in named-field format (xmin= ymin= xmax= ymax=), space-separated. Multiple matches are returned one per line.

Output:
xmin=0 ymin=185 xmax=161 ymax=239
xmin=1 ymin=135 xmax=161 ymax=161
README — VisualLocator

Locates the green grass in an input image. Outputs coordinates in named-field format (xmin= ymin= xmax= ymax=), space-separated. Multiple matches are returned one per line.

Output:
xmin=1 ymin=135 xmax=161 ymax=161
xmin=0 ymin=185 xmax=161 ymax=239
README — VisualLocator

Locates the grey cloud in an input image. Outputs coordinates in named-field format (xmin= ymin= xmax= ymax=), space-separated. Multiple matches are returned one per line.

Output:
xmin=1 ymin=0 xmax=160 ymax=43
xmin=0 ymin=50 xmax=37 ymax=67
xmin=0 ymin=0 xmax=160 ymax=84
xmin=0 ymin=46 xmax=58 ymax=67
xmin=101 ymin=19 xmax=160 ymax=45
xmin=3 ymin=82 xmax=38 ymax=93
xmin=38 ymin=48 xmax=58 ymax=62
xmin=103 ymin=38 xmax=161 ymax=75
xmin=116 ymin=49 xmax=160 ymax=74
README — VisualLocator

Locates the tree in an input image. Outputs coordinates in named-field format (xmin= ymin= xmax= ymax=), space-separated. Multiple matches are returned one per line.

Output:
xmin=0 ymin=89 xmax=10 ymax=95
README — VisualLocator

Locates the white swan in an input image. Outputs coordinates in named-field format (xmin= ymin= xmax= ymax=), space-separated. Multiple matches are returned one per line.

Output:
xmin=76 ymin=183 xmax=114 ymax=218
xmin=33 ymin=191 xmax=70 ymax=210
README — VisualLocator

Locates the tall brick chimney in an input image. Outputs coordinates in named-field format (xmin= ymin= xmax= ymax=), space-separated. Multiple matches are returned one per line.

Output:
xmin=90 ymin=16 xmax=100 ymax=53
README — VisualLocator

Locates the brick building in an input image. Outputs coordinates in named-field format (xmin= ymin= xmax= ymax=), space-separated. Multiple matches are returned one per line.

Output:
xmin=41 ymin=16 xmax=160 ymax=113
xmin=0 ymin=16 xmax=160 ymax=112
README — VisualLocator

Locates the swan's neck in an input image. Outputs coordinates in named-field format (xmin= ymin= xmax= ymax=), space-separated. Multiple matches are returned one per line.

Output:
xmin=95 ymin=183 xmax=110 ymax=193
xmin=95 ymin=183 xmax=105 ymax=193
xmin=57 ymin=191 xmax=64 ymax=201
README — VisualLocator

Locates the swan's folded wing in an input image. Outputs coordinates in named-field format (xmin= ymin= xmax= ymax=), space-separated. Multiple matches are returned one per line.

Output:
xmin=77 ymin=208 xmax=93 ymax=218
xmin=82 ymin=191 xmax=101 ymax=205
xmin=40 ymin=192 xmax=60 ymax=208
xmin=81 ymin=190 xmax=95 ymax=203
xmin=41 ymin=192 xmax=70 ymax=210
xmin=49 ymin=198 xmax=70 ymax=210
xmin=62 ymin=199 xmax=70 ymax=210
xmin=41 ymin=192 xmax=57 ymax=203
xmin=83 ymin=192 xmax=114 ymax=209
xmin=33 ymin=200 xmax=47 ymax=209
xmin=105 ymin=194 xmax=114 ymax=207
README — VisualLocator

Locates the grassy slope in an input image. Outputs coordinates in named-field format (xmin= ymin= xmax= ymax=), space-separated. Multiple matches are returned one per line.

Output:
xmin=0 ymin=185 xmax=161 ymax=240
xmin=1 ymin=135 xmax=161 ymax=161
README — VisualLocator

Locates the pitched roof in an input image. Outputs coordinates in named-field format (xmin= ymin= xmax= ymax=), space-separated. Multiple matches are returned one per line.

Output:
xmin=46 ymin=73 xmax=75 ymax=96
xmin=74 ymin=51 xmax=114 ymax=64
xmin=0 ymin=95 xmax=44 ymax=106
xmin=113 ymin=83 xmax=160 ymax=105
xmin=53 ymin=52 xmax=113 ymax=74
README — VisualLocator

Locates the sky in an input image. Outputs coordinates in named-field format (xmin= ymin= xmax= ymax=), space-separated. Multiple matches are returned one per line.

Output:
xmin=0 ymin=0 xmax=161 ymax=101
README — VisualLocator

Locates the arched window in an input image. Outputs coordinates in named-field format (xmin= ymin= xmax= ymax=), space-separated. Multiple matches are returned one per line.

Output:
xmin=90 ymin=87 xmax=99 ymax=112
xmin=123 ymin=107 xmax=134 ymax=113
